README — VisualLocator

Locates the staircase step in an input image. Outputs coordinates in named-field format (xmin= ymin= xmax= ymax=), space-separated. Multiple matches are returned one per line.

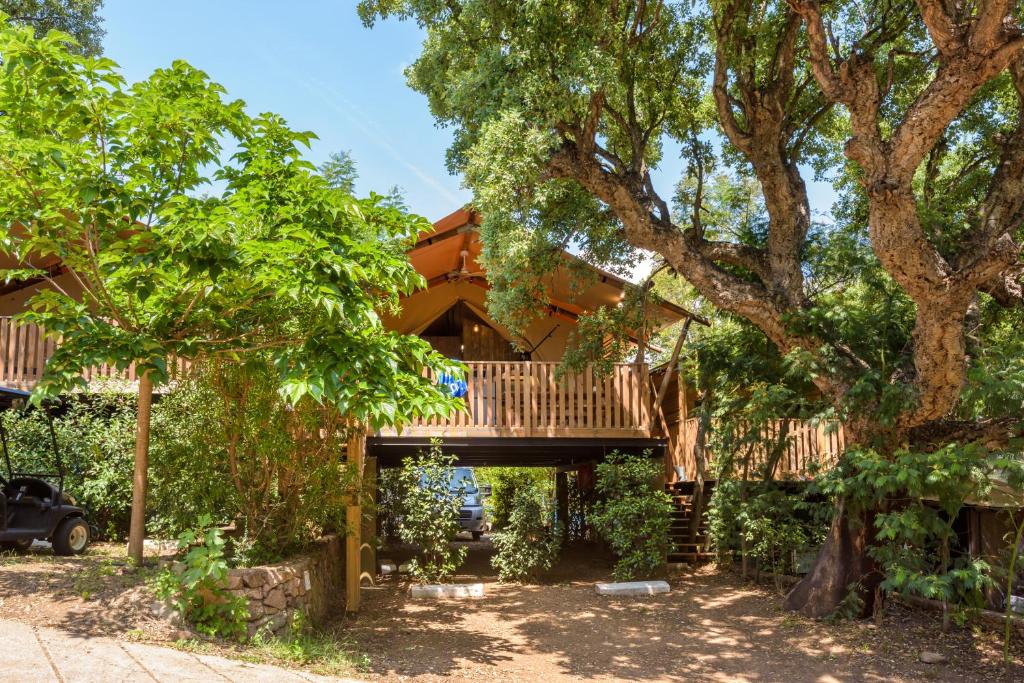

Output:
xmin=668 ymin=552 xmax=716 ymax=563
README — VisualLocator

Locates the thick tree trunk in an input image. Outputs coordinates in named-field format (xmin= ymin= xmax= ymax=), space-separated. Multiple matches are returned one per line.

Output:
xmin=784 ymin=498 xmax=879 ymax=617
xmin=126 ymin=371 xmax=154 ymax=565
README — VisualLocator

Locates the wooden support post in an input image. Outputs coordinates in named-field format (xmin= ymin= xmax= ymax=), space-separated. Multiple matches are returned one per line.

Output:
xmin=654 ymin=318 xmax=693 ymax=483
xmin=360 ymin=456 xmax=378 ymax=587
xmin=345 ymin=431 xmax=365 ymax=614
xmin=556 ymin=471 xmax=569 ymax=545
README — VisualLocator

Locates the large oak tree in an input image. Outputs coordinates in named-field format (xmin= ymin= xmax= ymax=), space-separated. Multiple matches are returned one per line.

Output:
xmin=361 ymin=0 xmax=1024 ymax=615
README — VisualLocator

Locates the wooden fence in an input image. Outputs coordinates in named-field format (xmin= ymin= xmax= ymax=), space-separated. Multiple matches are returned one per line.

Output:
xmin=380 ymin=361 xmax=652 ymax=438
xmin=670 ymin=416 xmax=846 ymax=481
xmin=0 ymin=317 xmax=187 ymax=390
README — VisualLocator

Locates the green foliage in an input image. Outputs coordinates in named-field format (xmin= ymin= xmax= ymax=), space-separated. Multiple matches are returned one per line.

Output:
xmin=396 ymin=441 xmax=466 ymax=582
xmin=247 ymin=611 xmax=370 ymax=674
xmin=591 ymin=451 xmax=673 ymax=581
xmin=0 ymin=393 xmax=134 ymax=539
xmin=490 ymin=484 xmax=561 ymax=582
xmin=825 ymin=582 xmax=867 ymax=624
xmin=375 ymin=467 xmax=405 ymax=543
xmin=0 ymin=22 xmax=460 ymax=430
xmin=476 ymin=467 xmax=551 ymax=530
xmin=707 ymin=480 xmax=829 ymax=578
xmin=156 ymin=362 xmax=363 ymax=565
xmin=815 ymin=446 xmax=1024 ymax=608
xmin=154 ymin=514 xmax=248 ymax=640
xmin=147 ymin=379 xmax=236 ymax=539
xmin=319 ymin=150 xmax=359 ymax=194
xmin=0 ymin=1 xmax=105 ymax=55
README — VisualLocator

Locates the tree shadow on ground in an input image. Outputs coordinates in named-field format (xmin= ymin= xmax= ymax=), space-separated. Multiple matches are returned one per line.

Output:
xmin=0 ymin=545 xmax=164 ymax=640
xmin=349 ymin=540 xmax=1024 ymax=682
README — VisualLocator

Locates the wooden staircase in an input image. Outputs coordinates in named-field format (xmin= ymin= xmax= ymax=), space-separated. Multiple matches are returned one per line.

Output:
xmin=666 ymin=480 xmax=716 ymax=564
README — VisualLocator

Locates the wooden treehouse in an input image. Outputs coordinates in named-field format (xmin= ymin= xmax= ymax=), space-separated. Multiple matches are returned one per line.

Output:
xmin=368 ymin=209 xmax=704 ymax=470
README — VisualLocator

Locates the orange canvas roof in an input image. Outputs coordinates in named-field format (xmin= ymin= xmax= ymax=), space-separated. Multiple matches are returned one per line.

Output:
xmin=409 ymin=208 xmax=704 ymax=331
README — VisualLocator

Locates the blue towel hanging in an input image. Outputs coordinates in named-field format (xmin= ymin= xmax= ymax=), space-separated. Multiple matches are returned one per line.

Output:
xmin=439 ymin=372 xmax=468 ymax=398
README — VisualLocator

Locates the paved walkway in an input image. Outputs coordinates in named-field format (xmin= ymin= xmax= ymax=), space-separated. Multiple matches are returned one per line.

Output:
xmin=0 ymin=618 xmax=364 ymax=683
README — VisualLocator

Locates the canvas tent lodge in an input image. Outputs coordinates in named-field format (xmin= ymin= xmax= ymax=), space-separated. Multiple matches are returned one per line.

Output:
xmin=0 ymin=206 xmax=707 ymax=609
xmin=4 ymin=208 xmax=1022 ymax=612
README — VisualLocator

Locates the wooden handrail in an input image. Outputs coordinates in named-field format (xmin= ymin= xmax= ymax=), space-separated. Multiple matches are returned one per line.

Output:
xmin=0 ymin=317 xmax=190 ymax=390
xmin=381 ymin=361 xmax=654 ymax=438
xmin=671 ymin=416 xmax=846 ymax=481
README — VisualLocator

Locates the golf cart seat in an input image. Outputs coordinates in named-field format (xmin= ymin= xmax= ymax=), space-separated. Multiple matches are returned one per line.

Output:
xmin=5 ymin=478 xmax=58 ymax=509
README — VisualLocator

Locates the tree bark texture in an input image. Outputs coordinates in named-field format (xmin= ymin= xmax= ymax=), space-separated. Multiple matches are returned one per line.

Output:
xmin=539 ymin=0 xmax=1024 ymax=617
xmin=127 ymin=371 xmax=153 ymax=565
xmin=784 ymin=499 xmax=879 ymax=618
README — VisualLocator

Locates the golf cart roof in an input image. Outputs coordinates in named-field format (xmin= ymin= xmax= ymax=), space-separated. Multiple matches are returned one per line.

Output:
xmin=0 ymin=386 xmax=31 ymax=411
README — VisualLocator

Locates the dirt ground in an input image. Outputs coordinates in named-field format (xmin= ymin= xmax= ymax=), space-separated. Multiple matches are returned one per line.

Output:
xmin=344 ymin=538 xmax=1024 ymax=683
xmin=0 ymin=542 xmax=177 ymax=640
xmin=2 ymin=538 xmax=1024 ymax=682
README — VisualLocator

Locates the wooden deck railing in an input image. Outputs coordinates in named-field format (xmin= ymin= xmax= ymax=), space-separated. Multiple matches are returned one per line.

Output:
xmin=670 ymin=416 xmax=846 ymax=481
xmin=379 ymin=361 xmax=653 ymax=438
xmin=0 ymin=317 xmax=184 ymax=390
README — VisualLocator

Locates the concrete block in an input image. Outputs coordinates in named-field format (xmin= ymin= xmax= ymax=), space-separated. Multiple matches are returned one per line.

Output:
xmin=410 ymin=583 xmax=485 ymax=599
xmin=595 ymin=580 xmax=670 ymax=596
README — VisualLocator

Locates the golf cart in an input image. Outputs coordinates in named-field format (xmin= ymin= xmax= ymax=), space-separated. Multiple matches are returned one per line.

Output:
xmin=0 ymin=386 xmax=90 ymax=555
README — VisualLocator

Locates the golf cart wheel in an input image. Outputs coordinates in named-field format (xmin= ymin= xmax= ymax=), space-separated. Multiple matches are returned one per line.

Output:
xmin=52 ymin=517 xmax=89 ymax=556
xmin=472 ymin=531 xmax=482 ymax=542
xmin=0 ymin=539 xmax=32 ymax=553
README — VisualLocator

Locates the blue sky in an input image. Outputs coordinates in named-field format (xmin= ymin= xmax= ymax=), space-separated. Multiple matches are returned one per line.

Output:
xmin=102 ymin=1 xmax=837 ymax=232
xmin=103 ymin=1 xmax=469 ymax=220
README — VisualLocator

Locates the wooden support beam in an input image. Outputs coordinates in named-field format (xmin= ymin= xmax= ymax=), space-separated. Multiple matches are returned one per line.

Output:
xmin=655 ymin=318 xmax=693 ymax=411
xmin=345 ymin=430 xmax=366 ymax=614
xmin=360 ymin=456 xmax=377 ymax=588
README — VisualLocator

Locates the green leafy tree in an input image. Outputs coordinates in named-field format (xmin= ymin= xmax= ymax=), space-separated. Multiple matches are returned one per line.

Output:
xmin=360 ymin=0 xmax=1024 ymax=616
xmin=319 ymin=148 xmax=407 ymax=209
xmin=490 ymin=483 xmax=561 ymax=582
xmin=592 ymin=451 xmax=674 ymax=581
xmin=477 ymin=466 xmax=552 ymax=530
xmin=396 ymin=442 xmax=467 ymax=583
xmin=0 ymin=23 xmax=461 ymax=562
xmin=0 ymin=1 xmax=103 ymax=54
xmin=319 ymin=150 xmax=359 ymax=194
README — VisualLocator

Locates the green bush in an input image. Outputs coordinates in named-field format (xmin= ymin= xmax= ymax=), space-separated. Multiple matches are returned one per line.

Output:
xmin=706 ymin=480 xmax=829 ymax=578
xmin=376 ymin=467 xmax=404 ymax=543
xmin=396 ymin=441 xmax=466 ymax=582
xmin=592 ymin=451 xmax=674 ymax=581
xmin=815 ymin=445 xmax=1024 ymax=611
xmin=0 ymin=392 xmax=135 ymax=540
xmin=154 ymin=514 xmax=248 ymax=640
xmin=490 ymin=484 xmax=561 ymax=581
xmin=149 ymin=379 xmax=237 ymax=539
xmin=150 ymin=363 xmax=356 ymax=565
xmin=477 ymin=467 xmax=551 ymax=530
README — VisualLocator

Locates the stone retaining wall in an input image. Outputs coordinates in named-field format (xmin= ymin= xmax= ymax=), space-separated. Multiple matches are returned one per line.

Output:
xmin=223 ymin=534 xmax=343 ymax=637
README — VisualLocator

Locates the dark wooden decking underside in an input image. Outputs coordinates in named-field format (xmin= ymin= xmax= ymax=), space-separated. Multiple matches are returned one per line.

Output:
xmin=367 ymin=436 xmax=667 ymax=468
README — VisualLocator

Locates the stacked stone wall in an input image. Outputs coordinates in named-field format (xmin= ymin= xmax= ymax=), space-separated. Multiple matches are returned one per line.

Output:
xmin=223 ymin=534 xmax=343 ymax=637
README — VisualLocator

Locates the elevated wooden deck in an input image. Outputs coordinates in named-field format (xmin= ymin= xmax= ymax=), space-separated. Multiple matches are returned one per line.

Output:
xmin=378 ymin=361 xmax=654 ymax=439
xmin=3 ymin=318 xmax=657 ymax=443
xmin=0 ymin=317 xmax=180 ymax=391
